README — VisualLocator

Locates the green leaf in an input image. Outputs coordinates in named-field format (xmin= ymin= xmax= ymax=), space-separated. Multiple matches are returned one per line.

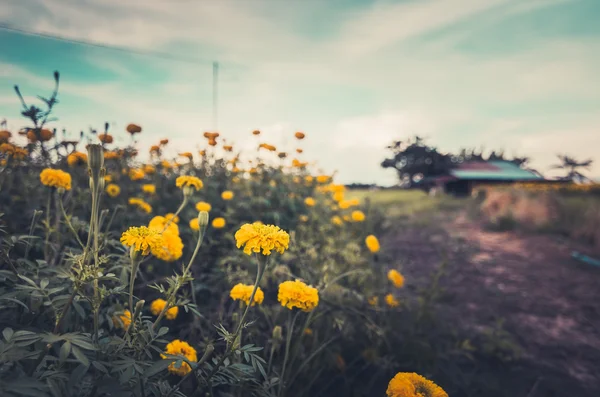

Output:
xmin=3 ymin=327 xmax=14 ymax=341
xmin=59 ymin=341 xmax=71 ymax=365
xmin=157 ymin=327 xmax=169 ymax=337
xmin=144 ymin=359 xmax=174 ymax=378
xmin=69 ymin=336 xmax=96 ymax=351
xmin=92 ymin=360 xmax=108 ymax=374
xmin=18 ymin=275 xmax=38 ymax=288
xmin=40 ymin=278 xmax=49 ymax=289
xmin=1 ymin=297 xmax=30 ymax=312
xmin=70 ymin=345 xmax=90 ymax=367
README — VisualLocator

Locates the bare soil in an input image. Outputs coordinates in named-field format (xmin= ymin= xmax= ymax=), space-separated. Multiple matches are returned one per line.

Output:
xmin=383 ymin=211 xmax=600 ymax=397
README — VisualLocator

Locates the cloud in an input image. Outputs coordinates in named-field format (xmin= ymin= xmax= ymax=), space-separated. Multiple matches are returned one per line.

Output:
xmin=1 ymin=0 xmax=599 ymax=185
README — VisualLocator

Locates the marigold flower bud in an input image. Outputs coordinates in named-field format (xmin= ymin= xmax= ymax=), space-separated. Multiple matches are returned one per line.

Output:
xmin=198 ymin=211 xmax=209 ymax=227
xmin=272 ymin=325 xmax=283 ymax=342
xmin=87 ymin=144 xmax=104 ymax=179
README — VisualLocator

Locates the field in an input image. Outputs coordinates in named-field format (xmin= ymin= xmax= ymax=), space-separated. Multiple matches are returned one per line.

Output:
xmin=1 ymin=76 xmax=599 ymax=397
xmin=351 ymin=187 xmax=600 ymax=396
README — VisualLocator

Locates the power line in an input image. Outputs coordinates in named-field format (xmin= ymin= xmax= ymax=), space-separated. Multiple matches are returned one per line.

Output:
xmin=0 ymin=22 xmax=212 ymax=65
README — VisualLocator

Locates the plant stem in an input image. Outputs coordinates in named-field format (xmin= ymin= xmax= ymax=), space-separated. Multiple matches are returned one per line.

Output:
xmin=58 ymin=197 xmax=84 ymax=249
xmin=191 ymin=255 xmax=268 ymax=395
xmin=278 ymin=310 xmax=298 ymax=397
xmin=43 ymin=189 xmax=51 ymax=262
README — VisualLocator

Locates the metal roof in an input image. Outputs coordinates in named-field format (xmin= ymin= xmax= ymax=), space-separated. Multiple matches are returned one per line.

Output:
xmin=449 ymin=161 xmax=543 ymax=181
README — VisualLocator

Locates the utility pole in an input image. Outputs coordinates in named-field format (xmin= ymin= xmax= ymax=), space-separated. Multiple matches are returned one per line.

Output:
xmin=212 ymin=61 xmax=218 ymax=131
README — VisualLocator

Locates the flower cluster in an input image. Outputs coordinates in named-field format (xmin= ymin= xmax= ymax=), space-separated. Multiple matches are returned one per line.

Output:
xmin=386 ymin=372 xmax=448 ymax=397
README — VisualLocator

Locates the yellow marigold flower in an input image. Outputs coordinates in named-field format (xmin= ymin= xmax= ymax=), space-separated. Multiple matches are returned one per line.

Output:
xmin=296 ymin=148 xmax=303 ymax=154
xmin=212 ymin=217 xmax=226 ymax=229
xmin=161 ymin=340 xmax=197 ymax=376
xmin=144 ymin=164 xmax=156 ymax=174
xmin=351 ymin=210 xmax=365 ymax=222
xmin=129 ymin=168 xmax=145 ymax=181
xmin=196 ymin=201 xmax=211 ymax=212
xmin=142 ymin=184 xmax=156 ymax=194
xmin=299 ymin=215 xmax=308 ymax=222
xmin=368 ymin=296 xmax=379 ymax=306
xmin=160 ymin=139 xmax=169 ymax=145
xmin=189 ymin=218 xmax=199 ymax=231
xmin=365 ymin=235 xmax=380 ymax=253
xmin=176 ymin=175 xmax=203 ymax=191
xmin=333 ymin=191 xmax=344 ymax=202
xmin=304 ymin=328 xmax=313 ymax=336
xmin=165 ymin=213 xmax=179 ymax=224
xmin=106 ymin=183 xmax=120 ymax=197
xmin=221 ymin=190 xmax=234 ymax=200
xmin=126 ymin=123 xmax=142 ymax=134
xmin=235 ymin=223 xmax=290 ymax=256
xmin=278 ymin=280 xmax=319 ymax=312
xmin=294 ymin=131 xmax=305 ymax=140
xmin=151 ymin=231 xmax=184 ymax=262
xmin=104 ymin=151 xmax=119 ymax=160
xmin=161 ymin=160 xmax=172 ymax=169
xmin=348 ymin=199 xmax=360 ymax=207
xmin=387 ymin=269 xmax=405 ymax=288
xmin=316 ymin=175 xmax=330 ymax=183
xmin=343 ymin=215 xmax=350 ymax=222
xmin=305 ymin=176 xmax=313 ymax=183
xmin=120 ymin=226 xmax=163 ymax=255
xmin=269 ymin=180 xmax=277 ymax=187
xmin=150 ymin=298 xmax=178 ymax=320
xmin=149 ymin=215 xmax=179 ymax=235
xmin=230 ymin=283 xmax=264 ymax=306
xmin=67 ymin=152 xmax=87 ymax=166
xmin=232 ymin=176 xmax=241 ymax=183
xmin=223 ymin=145 xmax=233 ymax=152
xmin=150 ymin=145 xmax=160 ymax=155
xmin=104 ymin=174 xmax=113 ymax=182
xmin=128 ymin=198 xmax=152 ymax=214
xmin=293 ymin=176 xmax=300 ymax=184
xmin=331 ymin=216 xmax=343 ymax=226
xmin=113 ymin=310 xmax=131 ymax=330
xmin=40 ymin=168 xmax=72 ymax=190
xmin=179 ymin=152 xmax=193 ymax=160
xmin=304 ymin=197 xmax=315 ymax=207
xmin=339 ymin=200 xmax=352 ymax=210
xmin=386 ymin=372 xmax=448 ymax=397
xmin=385 ymin=294 xmax=400 ymax=308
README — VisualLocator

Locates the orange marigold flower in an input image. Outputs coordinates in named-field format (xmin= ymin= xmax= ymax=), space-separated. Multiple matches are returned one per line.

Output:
xmin=386 ymin=372 xmax=448 ymax=397
xmin=387 ymin=269 xmax=405 ymax=289
xmin=385 ymin=294 xmax=400 ymax=308
xmin=150 ymin=298 xmax=178 ymax=320
xmin=176 ymin=175 xmax=203 ymax=191
xmin=252 ymin=129 xmax=261 ymax=135
xmin=160 ymin=139 xmax=169 ymax=145
xmin=221 ymin=191 xmax=234 ymax=200
xmin=98 ymin=133 xmax=113 ymax=144
xmin=365 ymin=235 xmax=380 ymax=253
xmin=294 ymin=131 xmax=305 ymax=140
xmin=277 ymin=280 xmax=319 ymax=312
xmin=126 ymin=123 xmax=142 ymax=134
xmin=161 ymin=340 xmax=197 ymax=376
xmin=212 ymin=217 xmax=226 ymax=229
xmin=230 ymin=283 xmax=264 ymax=306
xmin=235 ymin=223 xmax=290 ymax=256
xmin=304 ymin=197 xmax=315 ymax=207
xmin=113 ymin=310 xmax=131 ymax=330
xmin=40 ymin=168 xmax=72 ymax=190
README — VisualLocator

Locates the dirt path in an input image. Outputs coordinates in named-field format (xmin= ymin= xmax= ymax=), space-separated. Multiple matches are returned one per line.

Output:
xmin=384 ymin=211 xmax=600 ymax=396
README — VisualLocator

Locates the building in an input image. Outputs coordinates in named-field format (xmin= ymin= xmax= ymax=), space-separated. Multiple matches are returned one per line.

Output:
xmin=421 ymin=160 xmax=550 ymax=196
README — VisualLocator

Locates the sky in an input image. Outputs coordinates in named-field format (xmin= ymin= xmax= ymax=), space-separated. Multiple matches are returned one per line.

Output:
xmin=1 ymin=0 xmax=599 ymax=186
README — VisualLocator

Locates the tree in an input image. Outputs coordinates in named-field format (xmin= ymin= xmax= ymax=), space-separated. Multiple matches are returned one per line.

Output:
xmin=381 ymin=137 xmax=540 ymax=187
xmin=551 ymin=154 xmax=593 ymax=182
xmin=381 ymin=136 xmax=455 ymax=187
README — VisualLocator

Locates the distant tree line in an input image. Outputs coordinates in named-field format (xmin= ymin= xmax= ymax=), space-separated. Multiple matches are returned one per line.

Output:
xmin=381 ymin=136 xmax=593 ymax=187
